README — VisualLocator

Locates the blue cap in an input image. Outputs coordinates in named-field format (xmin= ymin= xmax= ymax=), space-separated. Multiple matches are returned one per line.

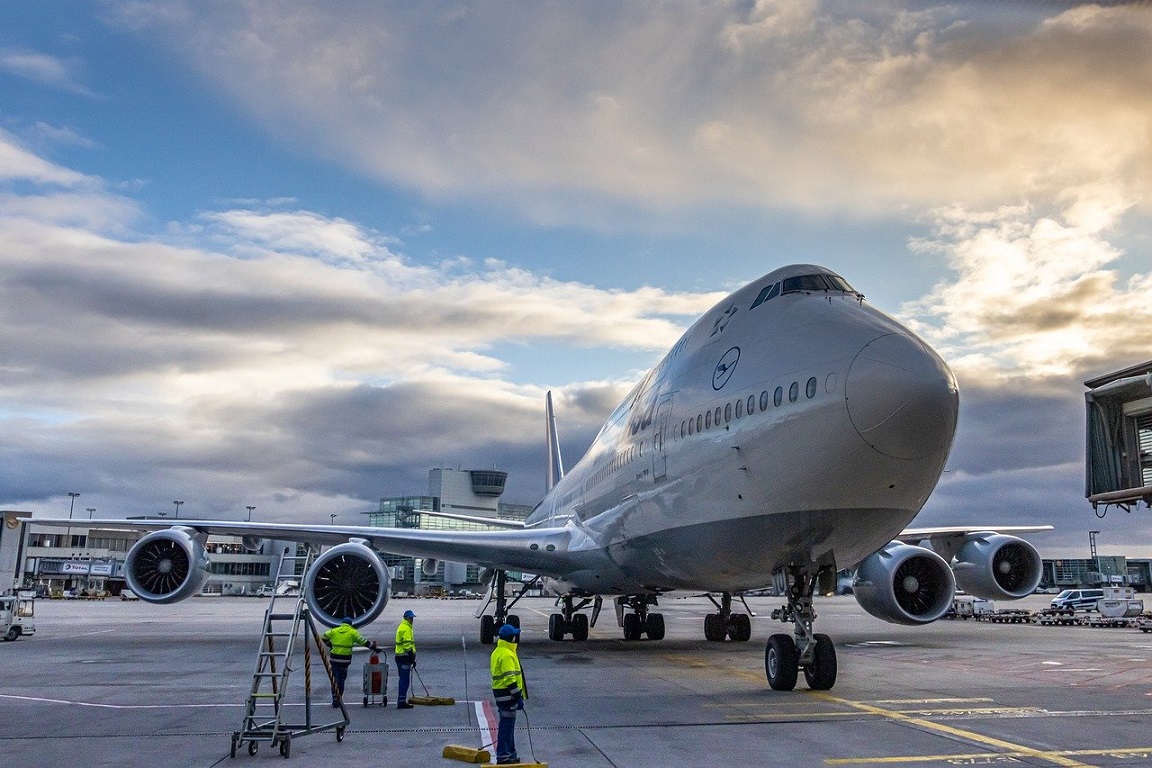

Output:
xmin=498 ymin=623 xmax=520 ymax=640
xmin=403 ymin=610 xmax=415 ymax=619
xmin=342 ymin=616 xmax=354 ymax=625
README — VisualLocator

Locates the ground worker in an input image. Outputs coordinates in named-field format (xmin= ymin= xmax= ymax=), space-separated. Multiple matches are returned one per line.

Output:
xmin=322 ymin=616 xmax=378 ymax=707
xmin=394 ymin=609 xmax=416 ymax=709
xmin=490 ymin=623 xmax=525 ymax=764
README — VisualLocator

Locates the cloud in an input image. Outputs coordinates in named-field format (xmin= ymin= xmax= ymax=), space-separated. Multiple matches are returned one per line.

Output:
xmin=0 ymin=129 xmax=99 ymax=188
xmin=0 ymin=145 xmax=720 ymax=519
xmin=0 ymin=48 xmax=98 ymax=97
xmin=106 ymin=2 xmax=1152 ymax=222
xmin=901 ymin=187 xmax=1152 ymax=385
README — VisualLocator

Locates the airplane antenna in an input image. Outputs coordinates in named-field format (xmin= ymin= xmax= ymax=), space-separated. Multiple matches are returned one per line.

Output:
xmin=545 ymin=391 xmax=565 ymax=493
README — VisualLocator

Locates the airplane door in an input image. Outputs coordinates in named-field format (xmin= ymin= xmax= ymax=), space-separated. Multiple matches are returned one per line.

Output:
xmin=653 ymin=397 xmax=674 ymax=481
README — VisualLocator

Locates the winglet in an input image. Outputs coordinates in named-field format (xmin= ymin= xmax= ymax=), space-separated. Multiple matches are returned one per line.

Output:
xmin=545 ymin=390 xmax=565 ymax=493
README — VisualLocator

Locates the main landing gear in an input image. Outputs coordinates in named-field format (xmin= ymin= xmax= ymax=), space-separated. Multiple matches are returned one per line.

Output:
xmin=477 ymin=570 xmax=536 ymax=644
xmin=703 ymin=592 xmax=752 ymax=642
xmin=765 ymin=566 xmax=837 ymax=691
xmin=615 ymin=595 xmax=665 ymax=640
xmin=548 ymin=595 xmax=602 ymax=641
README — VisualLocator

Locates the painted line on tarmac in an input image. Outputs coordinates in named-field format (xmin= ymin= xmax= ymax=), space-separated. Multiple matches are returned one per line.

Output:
xmin=0 ymin=693 xmax=244 ymax=709
xmin=815 ymin=693 xmax=1093 ymax=768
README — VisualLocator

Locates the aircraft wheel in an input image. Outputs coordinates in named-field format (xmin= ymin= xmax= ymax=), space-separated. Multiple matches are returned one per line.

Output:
xmin=480 ymin=615 xmax=496 ymax=645
xmin=548 ymin=613 xmax=567 ymax=641
xmin=729 ymin=613 xmax=752 ymax=642
xmin=570 ymin=613 xmax=589 ymax=641
xmin=803 ymin=633 xmax=837 ymax=690
xmin=703 ymin=613 xmax=725 ymax=641
xmin=645 ymin=612 xmax=665 ymax=640
xmin=506 ymin=614 xmax=520 ymax=629
xmin=765 ymin=633 xmax=799 ymax=691
xmin=622 ymin=612 xmax=642 ymax=640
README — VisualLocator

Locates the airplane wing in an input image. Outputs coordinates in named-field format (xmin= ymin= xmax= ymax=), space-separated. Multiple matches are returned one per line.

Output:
xmin=26 ymin=517 xmax=570 ymax=575
xmin=895 ymin=525 xmax=1053 ymax=562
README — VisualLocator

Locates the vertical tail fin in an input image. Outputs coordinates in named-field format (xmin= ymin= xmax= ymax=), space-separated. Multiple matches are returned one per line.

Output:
xmin=545 ymin=390 xmax=565 ymax=493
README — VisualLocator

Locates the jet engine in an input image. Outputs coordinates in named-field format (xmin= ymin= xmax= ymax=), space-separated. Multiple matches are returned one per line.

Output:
xmin=853 ymin=542 xmax=956 ymax=625
xmin=305 ymin=540 xmax=391 ymax=628
xmin=124 ymin=528 xmax=211 ymax=604
xmin=951 ymin=533 xmax=1042 ymax=600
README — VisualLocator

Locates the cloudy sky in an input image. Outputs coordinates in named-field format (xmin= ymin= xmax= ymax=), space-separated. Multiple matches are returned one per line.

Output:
xmin=3 ymin=1 xmax=1151 ymax=558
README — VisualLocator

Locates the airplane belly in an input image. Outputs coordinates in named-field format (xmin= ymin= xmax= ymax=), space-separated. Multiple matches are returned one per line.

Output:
xmin=605 ymin=505 xmax=916 ymax=592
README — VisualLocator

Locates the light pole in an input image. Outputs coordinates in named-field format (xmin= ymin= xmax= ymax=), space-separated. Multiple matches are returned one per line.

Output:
xmin=66 ymin=492 xmax=80 ymax=551
xmin=173 ymin=500 xmax=184 ymax=520
xmin=246 ymin=506 xmax=255 ymax=522
xmin=86 ymin=508 xmax=95 ymax=519
xmin=330 ymin=514 xmax=337 ymax=526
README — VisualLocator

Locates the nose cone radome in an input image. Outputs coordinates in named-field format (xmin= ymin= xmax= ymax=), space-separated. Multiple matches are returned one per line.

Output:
xmin=846 ymin=333 xmax=958 ymax=460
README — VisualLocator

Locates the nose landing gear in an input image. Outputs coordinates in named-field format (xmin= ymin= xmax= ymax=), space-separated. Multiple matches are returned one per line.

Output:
xmin=766 ymin=566 xmax=837 ymax=691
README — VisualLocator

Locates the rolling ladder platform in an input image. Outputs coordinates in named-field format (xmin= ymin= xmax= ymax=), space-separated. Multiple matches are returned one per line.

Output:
xmin=230 ymin=547 xmax=349 ymax=759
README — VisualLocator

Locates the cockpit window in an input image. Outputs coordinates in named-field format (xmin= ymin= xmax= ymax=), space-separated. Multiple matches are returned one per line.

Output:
xmin=750 ymin=282 xmax=780 ymax=310
xmin=752 ymin=273 xmax=858 ymax=309
xmin=781 ymin=273 xmax=859 ymax=295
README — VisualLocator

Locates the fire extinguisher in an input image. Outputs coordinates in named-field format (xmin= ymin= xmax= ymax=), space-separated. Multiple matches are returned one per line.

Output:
xmin=369 ymin=649 xmax=382 ymax=695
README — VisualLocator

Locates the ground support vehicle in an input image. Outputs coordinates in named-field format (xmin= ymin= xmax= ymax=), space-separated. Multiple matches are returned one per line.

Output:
xmin=1 ymin=596 xmax=36 ymax=640
xmin=978 ymin=609 xmax=1031 ymax=624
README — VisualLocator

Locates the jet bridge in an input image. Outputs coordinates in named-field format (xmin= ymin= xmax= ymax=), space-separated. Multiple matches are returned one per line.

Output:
xmin=1085 ymin=360 xmax=1152 ymax=515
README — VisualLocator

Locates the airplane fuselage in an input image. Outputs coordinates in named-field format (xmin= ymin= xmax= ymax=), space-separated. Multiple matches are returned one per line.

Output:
xmin=528 ymin=264 xmax=959 ymax=595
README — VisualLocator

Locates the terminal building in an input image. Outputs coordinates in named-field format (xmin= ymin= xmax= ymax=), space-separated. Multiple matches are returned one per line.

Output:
xmin=366 ymin=467 xmax=533 ymax=595
xmin=1 ymin=509 xmax=288 ymax=597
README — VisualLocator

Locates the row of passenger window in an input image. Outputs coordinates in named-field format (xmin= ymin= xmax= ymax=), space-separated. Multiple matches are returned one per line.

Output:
xmin=680 ymin=376 xmax=821 ymax=439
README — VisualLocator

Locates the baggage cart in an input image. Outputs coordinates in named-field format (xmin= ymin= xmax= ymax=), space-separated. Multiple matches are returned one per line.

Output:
xmin=363 ymin=653 xmax=389 ymax=707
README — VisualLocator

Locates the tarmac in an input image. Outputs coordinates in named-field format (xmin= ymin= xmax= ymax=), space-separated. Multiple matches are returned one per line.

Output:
xmin=3 ymin=594 xmax=1152 ymax=767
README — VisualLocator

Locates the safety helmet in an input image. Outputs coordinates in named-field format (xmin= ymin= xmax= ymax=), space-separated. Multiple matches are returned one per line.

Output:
xmin=403 ymin=610 xmax=415 ymax=619
xmin=497 ymin=623 xmax=520 ymax=640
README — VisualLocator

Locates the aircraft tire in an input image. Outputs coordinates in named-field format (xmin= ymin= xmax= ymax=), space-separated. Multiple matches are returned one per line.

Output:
xmin=703 ymin=613 xmax=725 ymax=641
xmin=506 ymin=614 xmax=520 ymax=629
xmin=645 ymin=612 xmax=665 ymax=640
xmin=548 ymin=613 xmax=567 ymax=641
xmin=765 ymin=634 xmax=799 ymax=691
xmin=802 ymin=633 xmax=837 ymax=690
xmin=622 ymin=612 xmax=642 ymax=640
xmin=480 ymin=615 xmax=496 ymax=645
xmin=729 ymin=613 xmax=752 ymax=642
xmin=571 ymin=613 xmax=589 ymax=641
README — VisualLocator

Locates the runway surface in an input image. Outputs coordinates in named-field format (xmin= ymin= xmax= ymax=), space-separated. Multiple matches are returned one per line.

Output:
xmin=2 ymin=594 xmax=1151 ymax=767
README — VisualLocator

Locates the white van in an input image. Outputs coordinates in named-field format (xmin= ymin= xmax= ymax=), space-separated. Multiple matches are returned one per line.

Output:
xmin=1050 ymin=588 xmax=1105 ymax=611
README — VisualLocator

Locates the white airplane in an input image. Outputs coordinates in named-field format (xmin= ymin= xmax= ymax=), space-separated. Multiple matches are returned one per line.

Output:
xmin=30 ymin=263 xmax=1049 ymax=691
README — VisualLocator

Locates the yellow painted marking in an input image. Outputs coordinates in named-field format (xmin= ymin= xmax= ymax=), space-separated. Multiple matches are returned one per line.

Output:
xmin=816 ymin=693 xmax=1092 ymax=768
xmin=827 ymin=746 xmax=1152 ymax=765
xmin=871 ymin=698 xmax=994 ymax=705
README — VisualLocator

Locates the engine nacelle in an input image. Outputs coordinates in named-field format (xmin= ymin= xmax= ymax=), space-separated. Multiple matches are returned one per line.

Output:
xmin=124 ymin=528 xmax=211 ymax=604
xmin=305 ymin=540 xmax=391 ymax=628
xmin=952 ymin=533 xmax=1042 ymax=600
xmin=853 ymin=542 xmax=956 ymax=625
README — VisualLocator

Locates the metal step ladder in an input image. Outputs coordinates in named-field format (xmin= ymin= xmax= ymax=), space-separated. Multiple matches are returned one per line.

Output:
xmin=230 ymin=546 xmax=349 ymax=759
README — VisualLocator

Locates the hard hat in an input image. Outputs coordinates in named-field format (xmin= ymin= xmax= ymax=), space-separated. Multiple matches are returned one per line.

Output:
xmin=403 ymin=609 xmax=415 ymax=619
xmin=498 ymin=623 xmax=520 ymax=640
xmin=342 ymin=616 xmax=354 ymax=625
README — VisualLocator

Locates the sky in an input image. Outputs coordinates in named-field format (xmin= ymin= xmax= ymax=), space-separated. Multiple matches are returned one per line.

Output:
xmin=2 ymin=1 xmax=1152 ymax=559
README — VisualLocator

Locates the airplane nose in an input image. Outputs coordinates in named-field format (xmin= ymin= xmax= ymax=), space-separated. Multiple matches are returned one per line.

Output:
xmin=845 ymin=333 xmax=958 ymax=460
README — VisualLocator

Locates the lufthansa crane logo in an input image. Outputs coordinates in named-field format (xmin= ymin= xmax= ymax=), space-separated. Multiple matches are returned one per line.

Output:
xmin=713 ymin=347 xmax=740 ymax=390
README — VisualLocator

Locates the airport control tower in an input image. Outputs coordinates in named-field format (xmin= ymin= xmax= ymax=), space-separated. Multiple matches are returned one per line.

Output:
xmin=1085 ymin=360 xmax=1152 ymax=514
